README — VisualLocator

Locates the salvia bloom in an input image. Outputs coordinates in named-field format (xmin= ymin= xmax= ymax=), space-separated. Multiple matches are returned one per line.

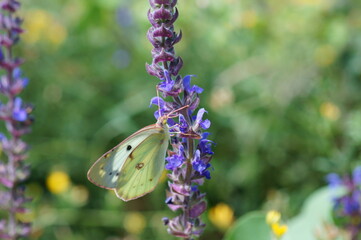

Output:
xmin=326 ymin=166 xmax=361 ymax=239
xmin=147 ymin=0 xmax=214 ymax=238
xmin=0 ymin=0 xmax=33 ymax=239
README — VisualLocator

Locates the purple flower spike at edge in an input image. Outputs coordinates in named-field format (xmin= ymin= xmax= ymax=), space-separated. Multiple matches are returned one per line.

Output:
xmin=0 ymin=1 xmax=33 ymax=239
xmin=146 ymin=0 xmax=214 ymax=238
xmin=327 ymin=166 xmax=361 ymax=239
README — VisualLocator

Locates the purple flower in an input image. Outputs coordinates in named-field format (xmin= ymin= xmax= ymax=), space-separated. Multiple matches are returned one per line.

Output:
xmin=165 ymin=146 xmax=185 ymax=170
xmin=326 ymin=173 xmax=342 ymax=188
xmin=199 ymin=133 xmax=215 ymax=155
xmin=183 ymin=75 xmax=203 ymax=94
xmin=150 ymin=96 xmax=173 ymax=119
xmin=12 ymin=97 xmax=27 ymax=121
xmin=194 ymin=108 xmax=210 ymax=130
xmin=158 ymin=70 xmax=175 ymax=92
xmin=192 ymin=150 xmax=211 ymax=177
xmin=343 ymin=195 xmax=360 ymax=215
xmin=178 ymin=114 xmax=188 ymax=133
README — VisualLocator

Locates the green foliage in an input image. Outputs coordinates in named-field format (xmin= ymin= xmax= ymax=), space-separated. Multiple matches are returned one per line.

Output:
xmin=223 ymin=212 xmax=270 ymax=240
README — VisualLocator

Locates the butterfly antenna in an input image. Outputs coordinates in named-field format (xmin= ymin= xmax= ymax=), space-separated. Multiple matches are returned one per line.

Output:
xmin=167 ymin=105 xmax=190 ymax=119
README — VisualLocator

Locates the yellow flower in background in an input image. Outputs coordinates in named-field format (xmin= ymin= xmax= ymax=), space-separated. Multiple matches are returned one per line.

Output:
xmin=266 ymin=210 xmax=281 ymax=225
xmin=23 ymin=9 xmax=67 ymax=47
xmin=208 ymin=203 xmax=234 ymax=230
xmin=46 ymin=171 xmax=71 ymax=194
xmin=123 ymin=212 xmax=146 ymax=235
xmin=266 ymin=210 xmax=288 ymax=239
xmin=271 ymin=223 xmax=288 ymax=238
xmin=320 ymin=102 xmax=340 ymax=121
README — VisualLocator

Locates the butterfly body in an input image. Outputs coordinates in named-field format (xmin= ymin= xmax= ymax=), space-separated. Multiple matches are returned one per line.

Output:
xmin=87 ymin=119 xmax=170 ymax=201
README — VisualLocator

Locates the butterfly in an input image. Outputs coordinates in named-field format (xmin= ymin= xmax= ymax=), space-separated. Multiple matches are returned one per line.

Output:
xmin=87 ymin=106 xmax=187 ymax=201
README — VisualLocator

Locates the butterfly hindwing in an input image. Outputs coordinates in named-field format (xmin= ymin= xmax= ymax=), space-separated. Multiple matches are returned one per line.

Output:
xmin=115 ymin=127 xmax=169 ymax=201
xmin=87 ymin=125 xmax=163 ymax=190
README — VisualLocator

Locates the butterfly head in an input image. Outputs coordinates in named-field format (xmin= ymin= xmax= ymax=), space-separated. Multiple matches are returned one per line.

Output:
xmin=157 ymin=115 xmax=168 ymax=126
xmin=156 ymin=105 xmax=189 ymax=128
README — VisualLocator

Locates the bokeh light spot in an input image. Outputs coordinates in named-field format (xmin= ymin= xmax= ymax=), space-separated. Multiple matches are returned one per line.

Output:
xmin=123 ymin=212 xmax=146 ymax=235
xmin=46 ymin=171 xmax=71 ymax=194
xmin=208 ymin=203 xmax=234 ymax=230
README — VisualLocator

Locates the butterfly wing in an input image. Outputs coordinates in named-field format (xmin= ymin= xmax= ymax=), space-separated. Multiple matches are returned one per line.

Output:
xmin=87 ymin=125 xmax=163 ymax=190
xmin=115 ymin=127 xmax=169 ymax=201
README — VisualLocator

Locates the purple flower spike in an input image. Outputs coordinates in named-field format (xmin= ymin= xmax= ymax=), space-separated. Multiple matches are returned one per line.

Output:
xmin=327 ymin=166 xmax=361 ymax=238
xmin=0 ymin=1 xmax=33 ymax=239
xmin=146 ymin=0 xmax=214 ymax=238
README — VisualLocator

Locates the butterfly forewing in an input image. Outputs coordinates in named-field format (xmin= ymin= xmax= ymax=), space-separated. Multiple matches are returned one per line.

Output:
xmin=115 ymin=127 xmax=169 ymax=201
xmin=87 ymin=125 xmax=163 ymax=190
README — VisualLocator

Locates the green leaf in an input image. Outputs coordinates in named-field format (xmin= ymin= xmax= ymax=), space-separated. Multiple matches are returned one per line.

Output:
xmin=283 ymin=187 xmax=337 ymax=240
xmin=223 ymin=211 xmax=270 ymax=240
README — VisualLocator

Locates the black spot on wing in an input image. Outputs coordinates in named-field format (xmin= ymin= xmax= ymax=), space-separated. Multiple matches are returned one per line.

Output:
xmin=127 ymin=145 xmax=132 ymax=151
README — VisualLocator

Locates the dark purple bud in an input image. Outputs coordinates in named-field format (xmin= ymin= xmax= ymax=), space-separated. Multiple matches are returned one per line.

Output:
xmin=153 ymin=24 xmax=173 ymax=38
xmin=172 ymin=29 xmax=182 ymax=45
xmin=154 ymin=48 xmax=175 ymax=63
xmin=169 ymin=8 xmax=178 ymax=25
xmin=169 ymin=57 xmax=183 ymax=76
xmin=162 ymin=217 xmax=170 ymax=225
xmin=146 ymin=62 xmax=163 ymax=78
xmin=154 ymin=0 xmax=172 ymax=4
xmin=170 ymin=0 xmax=177 ymax=8
xmin=147 ymin=28 xmax=161 ymax=48
xmin=189 ymin=201 xmax=207 ymax=218
xmin=147 ymin=9 xmax=159 ymax=27
xmin=153 ymin=5 xmax=172 ymax=21
xmin=1 ymin=0 xmax=20 ymax=12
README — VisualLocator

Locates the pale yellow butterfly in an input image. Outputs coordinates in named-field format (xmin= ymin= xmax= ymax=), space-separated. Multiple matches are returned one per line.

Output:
xmin=87 ymin=106 xmax=187 ymax=201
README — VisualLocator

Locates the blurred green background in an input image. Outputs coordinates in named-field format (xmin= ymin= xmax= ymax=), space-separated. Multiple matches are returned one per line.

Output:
xmin=12 ymin=0 xmax=361 ymax=239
